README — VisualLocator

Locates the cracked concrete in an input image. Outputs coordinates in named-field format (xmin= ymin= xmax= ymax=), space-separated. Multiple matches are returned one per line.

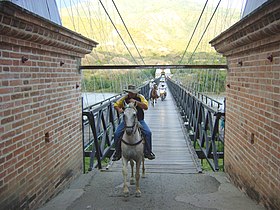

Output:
xmin=38 ymin=171 xmax=265 ymax=210
xmin=175 ymin=173 xmax=265 ymax=210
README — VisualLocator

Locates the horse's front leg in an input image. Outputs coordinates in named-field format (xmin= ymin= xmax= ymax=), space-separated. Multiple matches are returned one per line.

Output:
xmin=130 ymin=161 xmax=135 ymax=185
xmin=135 ymin=160 xmax=141 ymax=197
xmin=142 ymin=157 xmax=145 ymax=178
xmin=122 ymin=158 xmax=129 ymax=197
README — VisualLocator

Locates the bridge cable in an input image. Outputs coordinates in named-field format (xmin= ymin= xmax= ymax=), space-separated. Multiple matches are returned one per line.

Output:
xmin=179 ymin=0 xmax=208 ymax=64
xmin=111 ymin=0 xmax=145 ymax=65
xmin=98 ymin=1 xmax=117 ymax=64
xmin=76 ymin=1 xmax=110 ymax=101
xmin=89 ymin=0 xmax=114 ymax=64
xmin=187 ymin=0 xmax=221 ymax=64
xmin=84 ymin=1 xmax=111 ymax=99
xmin=61 ymin=0 xmax=95 ymax=106
xmin=101 ymin=0 xmax=143 ymax=88
xmin=98 ymin=0 xmax=138 ymax=64
xmin=61 ymin=0 xmax=76 ymax=31
xmin=81 ymin=0 xmax=108 ymax=63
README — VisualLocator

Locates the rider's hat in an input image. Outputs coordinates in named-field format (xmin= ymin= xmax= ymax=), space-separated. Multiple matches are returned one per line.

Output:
xmin=123 ymin=84 xmax=139 ymax=94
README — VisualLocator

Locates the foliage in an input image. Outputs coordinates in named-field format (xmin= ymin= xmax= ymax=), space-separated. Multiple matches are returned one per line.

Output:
xmin=82 ymin=69 xmax=155 ymax=93
xmin=171 ymin=51 xmax=227 ymax=94
xmin=58 ymin=0 xmax=242 ymax=65
xmin=58 ymin=1 xmax=239 ymax=93
xmin=201 ymin=159 xmax=224 ymax=171
xmin=84 ymin=157 xmax=111 ymax=172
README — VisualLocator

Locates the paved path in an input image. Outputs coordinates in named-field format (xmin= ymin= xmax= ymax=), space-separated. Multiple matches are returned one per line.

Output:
xmin=39 ymin=87 xmax=265 ymax=210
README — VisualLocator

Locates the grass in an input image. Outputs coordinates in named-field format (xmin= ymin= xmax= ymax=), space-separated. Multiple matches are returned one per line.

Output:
xmin=193 ymin=139 xmax=224 ymax=171
xmin=84 ymin=156 xmax=111 ymax=172
xmin=201 ymin=158 xmax=224 ymax=171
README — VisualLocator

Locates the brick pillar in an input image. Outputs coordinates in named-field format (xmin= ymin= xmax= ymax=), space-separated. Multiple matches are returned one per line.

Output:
xmin=0 ymin=2 xmax=97 ymax=209
xmin=210 ymin=1 xmax=280 ymax=209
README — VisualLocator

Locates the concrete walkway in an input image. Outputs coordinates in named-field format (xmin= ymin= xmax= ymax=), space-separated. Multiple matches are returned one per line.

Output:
xmin=39 ymin=171 xmax=265 ymax=210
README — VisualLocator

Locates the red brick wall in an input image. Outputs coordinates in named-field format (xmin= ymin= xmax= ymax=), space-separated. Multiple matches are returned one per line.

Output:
xmin=0 ymin=2 xmax=97 ymax=209
xmin=210 ymin=1 xmax=280 ymax=209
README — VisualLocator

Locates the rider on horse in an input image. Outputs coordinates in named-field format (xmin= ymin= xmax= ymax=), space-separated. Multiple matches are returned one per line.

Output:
xmin=150 ymin=83 xmax=159 ymax=101
xmin=159 ymin=83 xmax=167 ymax=98
xmin=112 ymin=84 xmax=156 ymax=161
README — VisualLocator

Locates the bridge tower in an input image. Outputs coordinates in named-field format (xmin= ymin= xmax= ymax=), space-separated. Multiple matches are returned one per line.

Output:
xmin=210 ymin=1 xmax=280 ymax=209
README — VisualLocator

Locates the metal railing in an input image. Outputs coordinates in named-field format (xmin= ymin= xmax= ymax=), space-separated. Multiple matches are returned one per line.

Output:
xmin=82 ymin=83 xmax=150 ymax=172
xmin=179 ymin=84 xmax=224 ymax=110
xmin=167 ymin=79 xmax=225 ymax=171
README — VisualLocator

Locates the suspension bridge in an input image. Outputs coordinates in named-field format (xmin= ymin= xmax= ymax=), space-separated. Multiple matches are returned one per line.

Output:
xmin=2 ymin=0 xmax=277 ymax=209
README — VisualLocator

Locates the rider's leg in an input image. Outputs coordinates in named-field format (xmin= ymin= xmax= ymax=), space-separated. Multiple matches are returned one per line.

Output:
xmin=112 ymin=121 xmax=125 ymax=161
xmin=139 ymin=120 xmax=155 ymax=160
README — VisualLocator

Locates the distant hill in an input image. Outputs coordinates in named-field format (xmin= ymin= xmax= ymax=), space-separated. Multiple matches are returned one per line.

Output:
xmin=58 ymin=0 xmax=242 ymax=65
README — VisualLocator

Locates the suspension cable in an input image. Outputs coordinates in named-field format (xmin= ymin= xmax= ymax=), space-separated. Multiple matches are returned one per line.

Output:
xmin=87 ymin=0 xmax=113 ymax=64
xmin=73 ymin=0 xmax=91 ymax=38
xmin=61 ymin=0 xmax=76 ymax=30
xmin=187 ymin=0 xmax=221 ymax=64
xmin=112 ymin=0 xmax=145 ymax=65
xmin=179 ymin=0 xmax=208 ymax=64
xmin=98 ymin=0 xmax=138 ymax=64
xmin=69 ymin=0 xmax=76 ymax=31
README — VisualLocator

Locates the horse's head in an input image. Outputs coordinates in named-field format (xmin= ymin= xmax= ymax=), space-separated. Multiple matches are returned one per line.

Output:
xmin=123 ymin=102 xmax=138 ymax=135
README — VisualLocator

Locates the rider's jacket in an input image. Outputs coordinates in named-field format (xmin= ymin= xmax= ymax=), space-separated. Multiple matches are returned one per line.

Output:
xmin=114 ymin=94 xmax=148 ymax=121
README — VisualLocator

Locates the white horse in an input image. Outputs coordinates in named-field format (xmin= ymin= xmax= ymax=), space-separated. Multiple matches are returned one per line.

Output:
xmin=121 ymin=102 xmax=145 ymax=197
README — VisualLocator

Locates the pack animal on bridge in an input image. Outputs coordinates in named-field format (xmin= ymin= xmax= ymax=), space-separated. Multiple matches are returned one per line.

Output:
xmin=121 ymin=101 xmax=145 ymax=197
xmin=150 ymin=84 xmax=159 ymax=106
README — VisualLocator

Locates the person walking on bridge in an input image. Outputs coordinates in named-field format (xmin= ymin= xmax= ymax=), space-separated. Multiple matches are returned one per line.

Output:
xmin=112 ymin=84 xmax=155 ymax=161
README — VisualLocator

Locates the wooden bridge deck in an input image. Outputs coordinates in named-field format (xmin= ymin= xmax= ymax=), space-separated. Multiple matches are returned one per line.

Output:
xmin=110 ymin=88 xmax=200 ymax=174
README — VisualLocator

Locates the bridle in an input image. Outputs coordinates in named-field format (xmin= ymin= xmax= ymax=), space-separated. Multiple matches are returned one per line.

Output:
xmin=123 ymin=106 xmax=138 ymax=135
xmin=122 ymin=105 xmax=143 ymax=146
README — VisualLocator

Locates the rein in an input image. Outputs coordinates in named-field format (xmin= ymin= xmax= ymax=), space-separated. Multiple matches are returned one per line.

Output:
xmin=121 ymin=137 xmax=143 ymax=146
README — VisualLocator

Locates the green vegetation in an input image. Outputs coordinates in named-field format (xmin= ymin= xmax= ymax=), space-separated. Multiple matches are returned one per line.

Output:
xmin=201 ymin=159 xmax=224 ymax=171
xmin=59 ymin=0 xmax=242 ymax=65
xmin=193 ymin=134 xmax=224 ymax=171
xmin=82 ymin=69 xmax=155 ymax=93
xmin=58 ymin=0 xmax=242 ymax=93
xmin=172 ymin=68 xmax=227 ymax=94
xmin=84 ymin=157 xmax=110 ymax=172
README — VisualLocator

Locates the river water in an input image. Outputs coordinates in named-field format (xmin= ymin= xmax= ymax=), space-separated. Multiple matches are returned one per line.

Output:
xmin=82 ymin=92 xmax=116 ymax=107
xmin=206 ymin=94 xmax=226 ymax=111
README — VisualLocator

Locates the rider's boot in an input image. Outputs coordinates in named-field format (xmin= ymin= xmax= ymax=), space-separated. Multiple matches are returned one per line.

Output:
xmin=144 ymin=152 xmax=155 ymax=160
xmin=144 ymin=143 xmax=155 ymax=160
xmin=112 ymin=140 xmax=122 ymax=161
